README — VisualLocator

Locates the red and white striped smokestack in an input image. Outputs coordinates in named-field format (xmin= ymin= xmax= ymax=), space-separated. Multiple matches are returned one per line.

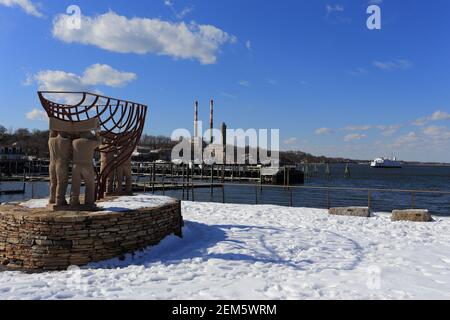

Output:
xmin=209 ymin=99 xmax=214 ymax=144
xmin=194 ymin=100 xmax=199 ymax=138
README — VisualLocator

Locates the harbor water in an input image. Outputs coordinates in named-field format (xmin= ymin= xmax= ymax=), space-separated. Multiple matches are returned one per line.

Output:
xmin=1 ymin=163 xmax=450 ymax=216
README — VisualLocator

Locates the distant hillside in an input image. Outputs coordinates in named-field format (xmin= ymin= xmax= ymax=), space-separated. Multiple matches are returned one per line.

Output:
xmin=0 ymin=125 xmax=363 ymax=164
xmin=280 ymin=150 xmax=363 ymax=165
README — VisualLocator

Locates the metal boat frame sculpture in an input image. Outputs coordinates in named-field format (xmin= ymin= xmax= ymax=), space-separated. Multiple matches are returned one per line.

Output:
xmin=38 ymin=91 xmax=148 ymax=200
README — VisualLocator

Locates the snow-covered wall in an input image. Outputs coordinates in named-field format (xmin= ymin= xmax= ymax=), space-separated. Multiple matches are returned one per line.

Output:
xmin=0 ymin=198 xmax=182 ymax=271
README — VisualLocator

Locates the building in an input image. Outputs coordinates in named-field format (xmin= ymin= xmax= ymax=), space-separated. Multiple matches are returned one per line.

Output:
xmin=260 ymin=166 xmax=304 ymax=185
xmin=0 ymin=144 xmax=25 ymax=161
xmin=132 ymin=146 xmax=172 ymax=162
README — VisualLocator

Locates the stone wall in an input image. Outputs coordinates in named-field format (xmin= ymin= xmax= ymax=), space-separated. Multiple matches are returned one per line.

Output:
xmin=0 ymin=200 xmax=182 ymax=271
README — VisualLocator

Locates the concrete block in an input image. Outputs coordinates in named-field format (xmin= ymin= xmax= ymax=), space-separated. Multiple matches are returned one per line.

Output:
xmin=328 ymin=207 xmax=371 ymax=217
xmin=391 ymin=209 xmax=432 ymax=222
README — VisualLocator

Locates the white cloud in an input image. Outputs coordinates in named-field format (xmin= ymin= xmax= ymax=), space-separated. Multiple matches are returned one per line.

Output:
xmin=315 ymin=127 xmax=332 ymax=135
xmin=164 ymin=0 xmax=193 ymax=19
xmin=27 ymin=64 xmax=136 ymax=105
xmin=284 ymin=137 xmax=298 ymax=145
xmin=22 ymin=73 xmax=34 ymax=86
xmin=238 ymin=80 xmax=251 ymax=87
xmin=392 ymin=132 xmax=420 ymax=148
xmin=413 ymin=110 xmax=450 ymax=126
xmin=319 ymin=123 xmax=400 ymax=137
xmin=422 ymin=126 xmax=450 ymax=140
xmin=0 ymin=0 xmax=42 ymax=17
xmin=347 ymin=68 xmax=368 ymax=76
xmin=34 ymin=70 xmax=88 ymax=93
xmin=266 ymin=78 xmax=278 ymax=86
xmin=245 ymin=40 xmax=252 ymax=50
xmin=52 ymin=11 xmax=236 ymax=65
xmin=344 ymin=133 xmax=366 ymax=142
xmin=376 ymin=124 xmax=401 ymax=136
xmin=176 ymin=5 xmax=194 ymax=19
xmin=32 ymin=64 xmax=137 ymax=92
xmin=221 ymin=92 xmax=236 ymax=99
xmin=82 ymin=64 xmax=137 ymax=88
xmin=26 ymin=108 xmax=47 ymax=121
xmin=326 ymin=4 xmax=344 ymax=16
xmin=373 ymin=59 xmax=413 ymax=71
xmin=413 ymin=117 xmax=428 ymax=126
xmin=430 ymin=111 xmax=450 ymax=121
xmin=342 ymin=125 xmax=371 ymax=131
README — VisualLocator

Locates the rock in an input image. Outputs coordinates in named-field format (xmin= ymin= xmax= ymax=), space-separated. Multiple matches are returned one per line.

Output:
xmin=329 ymin=207 xmax=371 ymax=217
xmin=391 ymin=209 xmax=432 ymax=222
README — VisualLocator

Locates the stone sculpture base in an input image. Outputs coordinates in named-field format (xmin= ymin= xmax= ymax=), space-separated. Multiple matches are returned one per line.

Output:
xmin=0 ymin=196 xmax=183 ymax=271
xmin=391 ymin=209 xmax=433 ymax=222
xmin=48 ymin=204 xmax=98 ymax=212
xmin=329 ymin=207 xmax=371 ymax=217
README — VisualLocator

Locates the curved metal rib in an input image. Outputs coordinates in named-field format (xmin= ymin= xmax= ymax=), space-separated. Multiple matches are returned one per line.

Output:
xmin=38 ymin=91 xmax=148 ymax=200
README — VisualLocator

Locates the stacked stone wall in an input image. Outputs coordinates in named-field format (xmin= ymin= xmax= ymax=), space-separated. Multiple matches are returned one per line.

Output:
xmin=0 ymin=200 xmax=182 ymax=271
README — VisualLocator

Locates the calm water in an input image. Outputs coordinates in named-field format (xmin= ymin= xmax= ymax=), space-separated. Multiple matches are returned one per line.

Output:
xmin=2 ymin=164 xmax=450 ymax=215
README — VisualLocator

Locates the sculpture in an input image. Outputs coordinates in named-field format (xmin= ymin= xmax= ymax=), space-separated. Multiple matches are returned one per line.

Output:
xmin=38 ymin=91 xmax=147 ymax=210
xmin=48 ymin=131 xmax=72 ymax=206
xmin=116 ymin=156 xmax=132 ymax=195
xmin=70 ymin=131 xmax=101 ymax=207
xmin=48 ymin=130 xmax=57 ymax=204
xmin=100 ymin=143 xmax=115 ymax=195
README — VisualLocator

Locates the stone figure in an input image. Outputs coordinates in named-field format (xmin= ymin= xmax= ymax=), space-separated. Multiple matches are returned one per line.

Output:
xmin=48 ymin=130 xmax=58 ymax=204
xmin=70 ymin=132 xmax=101 ymax=206
xmin=100 ymin=145 xmax=115 ymax=195
xmin=116 ymin=156 xmax=132 ymax=195
xmin=48 ymin=132 xmax=72 ymax=206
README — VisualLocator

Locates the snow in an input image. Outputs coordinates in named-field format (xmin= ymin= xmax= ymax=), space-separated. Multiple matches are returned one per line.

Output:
xmin=19 ymin=194 xmax=175 ymax=212
xmin=19 ymin=198 xmax=48 ymax=209
xmin=2 ymin=198 xmax=450 ymax=300
xmin=96 ymin=194 xmax=175 ymax=211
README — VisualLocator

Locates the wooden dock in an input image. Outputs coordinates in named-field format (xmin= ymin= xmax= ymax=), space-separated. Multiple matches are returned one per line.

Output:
xmin=132 ymin=182 xmax=223 ymax=192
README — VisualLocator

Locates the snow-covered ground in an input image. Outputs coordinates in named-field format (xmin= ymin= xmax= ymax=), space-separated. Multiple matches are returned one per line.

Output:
xmin=19 ymin=194 xmax=176 ymax=211
xmin=1 ymin=197 xmax=450 ymax=300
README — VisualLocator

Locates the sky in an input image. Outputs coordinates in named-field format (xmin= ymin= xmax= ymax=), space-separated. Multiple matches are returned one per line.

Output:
xmin=0 ymin=0 xmax=449 ymax=162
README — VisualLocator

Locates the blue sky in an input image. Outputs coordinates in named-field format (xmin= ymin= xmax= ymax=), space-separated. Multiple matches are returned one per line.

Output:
xmin=0 ymin=0 xmax=449 ymax=162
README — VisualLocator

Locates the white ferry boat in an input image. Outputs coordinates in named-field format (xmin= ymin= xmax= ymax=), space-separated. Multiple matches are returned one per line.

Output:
xmin=370 ymin=157 xmax=402 ymax=168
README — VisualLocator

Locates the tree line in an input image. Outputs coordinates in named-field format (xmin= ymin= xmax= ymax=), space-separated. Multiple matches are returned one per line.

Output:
xmin=0 ymin=126 xmax=178 ymax=159
xmin=0 ymin=125 xmax=354 ymax=164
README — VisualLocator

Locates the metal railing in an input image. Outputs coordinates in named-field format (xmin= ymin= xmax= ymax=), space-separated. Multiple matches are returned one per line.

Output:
xmin=141 ymin=180 xmax=450 ymax=215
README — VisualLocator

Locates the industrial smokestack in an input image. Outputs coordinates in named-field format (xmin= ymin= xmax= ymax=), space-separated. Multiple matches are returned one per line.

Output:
xmin=194 ymin=100 xmax=199 ymax=138
xmin=210 ymin=99 xmax=214 ymax=144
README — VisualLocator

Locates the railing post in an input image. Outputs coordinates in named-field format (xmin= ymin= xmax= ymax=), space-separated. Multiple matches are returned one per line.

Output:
xmin=368 ymin=189 xmax=371 ymax=210
xmin=152 ymin=162 xmax=156 ymax=194
xmin=31 ymin=181 xmax=35 ymax=199
xmin=411 ymin=192 xmax=416 ymax=209
xmin=162 ymin=166 xmax=165 ymax=196
xmin=210 ymin=164 xmax=214 ymax=201
xmin=191 ymin=165 xmax=195 ymax=201
xmin=186 ymin=165 xmax=190 ymax=201
xmin=326 ymin=187 xmax=330 ymax=209
xmin=255 ymin=184 xmax=258 ymax=205
xmin=222 ymin=164 xmax=225 ymax=183
xmin=289 ymin=187 xmax=293 ymax=207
